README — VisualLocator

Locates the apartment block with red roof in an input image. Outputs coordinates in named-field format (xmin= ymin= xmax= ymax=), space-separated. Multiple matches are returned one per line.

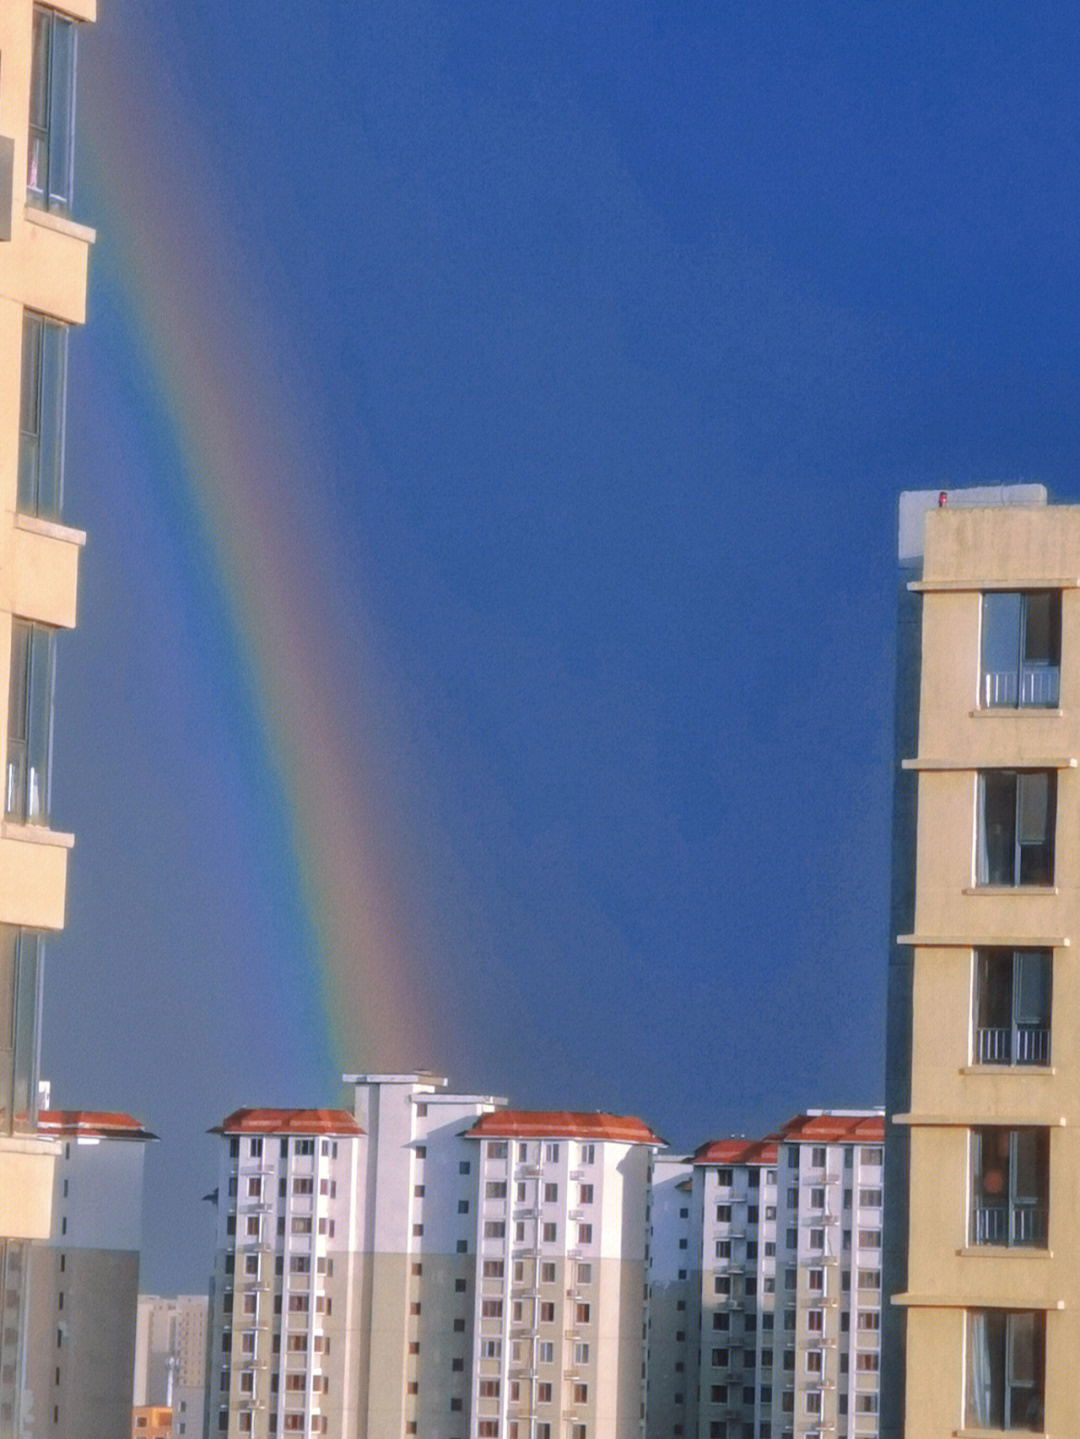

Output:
xmin=24 ymin=1106 xmax=156 ymax=1439
xmin=689 ymin=1137 xmax=779 ymax=1439
xmin=205 ymin=1108 xmax=367 ymax=1439
xmin=465 ymin=1109 xmax=664 ymax=1439
xmin=770 ymin=1112 xmax=884 ymax=1439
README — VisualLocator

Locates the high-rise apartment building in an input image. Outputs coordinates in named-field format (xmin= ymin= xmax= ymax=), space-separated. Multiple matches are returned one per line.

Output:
xmin=206 ymin=1077 xmax=670 ymax=1439
xmin=689 ymin=1136 xmax=778 ymax=1439
xmin=205 ymin=1108 xmax=367 ymax=1439
xmin=464 ymin=1109 xmax=662 ymax=1439
xmin=0 ymin=0 xmax=95 ymax=1425
xmin=345 ymin=1071 xmax=505 ymax=1438
xmin=886 ymin=487 xmax=1072 ymax=1435
xmin=25 ymin=1108 xmax=155 ymax=1437
xmin=684 ymin=1112 xmax=883 ymax=1439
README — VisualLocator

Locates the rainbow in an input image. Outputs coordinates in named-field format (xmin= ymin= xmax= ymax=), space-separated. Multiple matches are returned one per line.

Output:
xmin=78 ymin=12 xmax=436 ymax=1078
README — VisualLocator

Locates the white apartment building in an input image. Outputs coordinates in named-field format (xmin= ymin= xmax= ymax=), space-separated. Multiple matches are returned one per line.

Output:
xmin=205 ymin=1108 xmax=366 ymax=1439
xmin=134 ymin=1293 xmax=210 ymax=1439
xmin=768 ymin=1113 xmax=884 ymax=1439
xmin=24 ymin=1107 xmax=155 ymax=1438
xmin=465 ymin=1109 xmax=663 ymax=1439
xmin=690 ymin=1137 xmax=779 ymax=1439
xmin=345 ymin=1071 xmax=505 ymax=1439
xmin=643 ymin=1155 xmax=694 ymax=1437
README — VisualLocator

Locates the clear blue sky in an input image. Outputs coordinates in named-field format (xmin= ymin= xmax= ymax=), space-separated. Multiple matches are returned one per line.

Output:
xmin=42 ymin=1 xmax=1080 ymax=1292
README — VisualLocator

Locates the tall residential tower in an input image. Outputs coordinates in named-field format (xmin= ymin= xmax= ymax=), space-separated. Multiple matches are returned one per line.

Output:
xmin=887 ymin=488 xmax=1071 ymax=1434
xmin=0 ymin=0 xmax=94 ymax=1424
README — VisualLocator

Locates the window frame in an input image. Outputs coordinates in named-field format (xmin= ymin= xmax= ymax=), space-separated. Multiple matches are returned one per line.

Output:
xmin=977 ymin=770 xmax=1056 ymax=888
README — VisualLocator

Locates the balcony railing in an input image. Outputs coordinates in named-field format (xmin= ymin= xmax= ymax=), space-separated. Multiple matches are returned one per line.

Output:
xmin=972 ymin=1202 xmax=1047 ymax=1247
xmin=982 ymin=666 xmax=1060 ymax=708
xmin=974 ymin=1026 xmax=1050 ymax=1066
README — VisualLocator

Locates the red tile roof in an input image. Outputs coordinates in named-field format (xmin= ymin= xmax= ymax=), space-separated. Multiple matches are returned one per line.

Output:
xmin=211 ymin=1108 xmax=364 ymax=1137
xmin=775 ymin=1112 xmax=884 ymax=1144
xmin=690 ymin=1137 xmax=778 ymax=1167
xmin=39 ymin=1110 xmax=157 ymax=1141
xmin=466 ymin=1111 xmax=664 ymax=1145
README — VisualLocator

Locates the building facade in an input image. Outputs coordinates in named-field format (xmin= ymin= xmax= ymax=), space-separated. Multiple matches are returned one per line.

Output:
xmin=888 ymin=488 xmax=1073 ymax=1435
xmin=205 ymin=1078 xmax=672 ymax=1439
xmin=643 ymin=1155 xmax=694 ymax=1437
xmin=0 ymin=0 xmax=95 ymax=1424
xmin=25 ymin=1108 xmax=155 ymax=1438
xmin=689 ymin=1137 xmax=778 ymax=1439
xmin=204 ymin=1109 xmax=367 ymax=1439
xmin=346 ymin=1072 xmax=505 ymax=1439
xmin=464 ymin=1110 xmax=662 ymax=1439
xmin=681 ymin=1113 xmax=883 ymax=1439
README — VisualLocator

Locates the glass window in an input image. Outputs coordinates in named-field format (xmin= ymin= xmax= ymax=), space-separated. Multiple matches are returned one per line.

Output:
xmin=978 ymin=771 xmax=1055 ymax=887
xmin=27 ymin=7 xmax=77 ymax=215
xmin=982 ymin=591 xmax=1061 ymax=708
xmin=974 ymin=949 xmax=1051 ymax=1066
xmin=19 ymin=314 xmax=68 ymax=521
xmin=0 ymin=929 xmax=42 ymax=1136
xmin=966 ymin=1310 xmax=1044 ymax=1431
xmin=971 ymin=1129 xmax=1049 ymax=1248
xmin=6 ymin=621 xmax=56 ymax=824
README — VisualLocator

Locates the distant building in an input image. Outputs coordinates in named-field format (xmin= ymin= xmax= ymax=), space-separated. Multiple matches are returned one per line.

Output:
xmin=132 ymin=1406 xmax=174 ymax=1439
xmin=643 ymin=1154 xmax=694 ymax=1435
xmin=682 ymin=1111 xmax=884 ymax=1439
xmin=134 ymin=1293 xmax=209 ymax=1439
xmin=0 ymin=1 xmax=96 ymax=1427
xmin=688 ymin=1136 xmax=778 ymax=1439
xmin=25 ymin=1108 xmax=155 ymax=1439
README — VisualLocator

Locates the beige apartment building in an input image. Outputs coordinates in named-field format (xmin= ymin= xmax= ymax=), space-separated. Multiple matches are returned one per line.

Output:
xmin=888 ymin=487 xmax=1075 ymax=1434
xmin=0 ymin=0 xmax=94 ymax=1424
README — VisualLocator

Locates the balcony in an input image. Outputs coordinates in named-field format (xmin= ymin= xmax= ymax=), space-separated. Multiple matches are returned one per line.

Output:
xmin=972 ymin=1202 xmax=1047 ymax=1248
xmin=982 ymin=665 xmax=1059 ymax=709
xmin=974 ymin=1026 xmax=1050 ymax=1067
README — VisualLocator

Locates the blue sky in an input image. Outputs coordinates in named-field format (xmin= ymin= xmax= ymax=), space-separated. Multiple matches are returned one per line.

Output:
xmin=42 ymin=1 xmax=1080 ymax=1292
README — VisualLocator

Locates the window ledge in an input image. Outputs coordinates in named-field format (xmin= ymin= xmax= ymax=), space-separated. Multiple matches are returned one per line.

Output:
xmin=898 ymin=934 xmax=1070 ymax=947
xmin=969 ymin=708 xmax=1063 ymax=719
xmin=895 ymin=1291 xmax=1065 ymax=1310
xmin=954 ymin=1430 xmax=1049 ymax=1439
xmin=960 ymin=1065 xmax=1056 ymax=1077
xmin=23 ymin=204 xmax=95 ymax=245
xmin=909 ymin=575 xmax=1080 ymax=591
xmin=13 ymin=512 xmax=86 ymax=547
xmin=0 ymin=821 xmax=74 ymax=849
xmin=893 ymin=1113 xmax=1067 ymax=1127
xmin=956 ymin=1245 xmax=1053 ymax=1259
xmin=962 ymin=887 xmax=1059 ymax=897
xmin=904 ymin=757 xmax=1075 ymax=770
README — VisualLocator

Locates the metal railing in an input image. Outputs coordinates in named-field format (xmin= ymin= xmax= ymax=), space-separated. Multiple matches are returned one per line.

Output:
xmin=974 ymin=1027 xmax=1050 ymax=1066
xmin=982 ymin=666 xmax=1060 ymax=708
xmin=972 ymin=1202 xmax=1047 ymax=1247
